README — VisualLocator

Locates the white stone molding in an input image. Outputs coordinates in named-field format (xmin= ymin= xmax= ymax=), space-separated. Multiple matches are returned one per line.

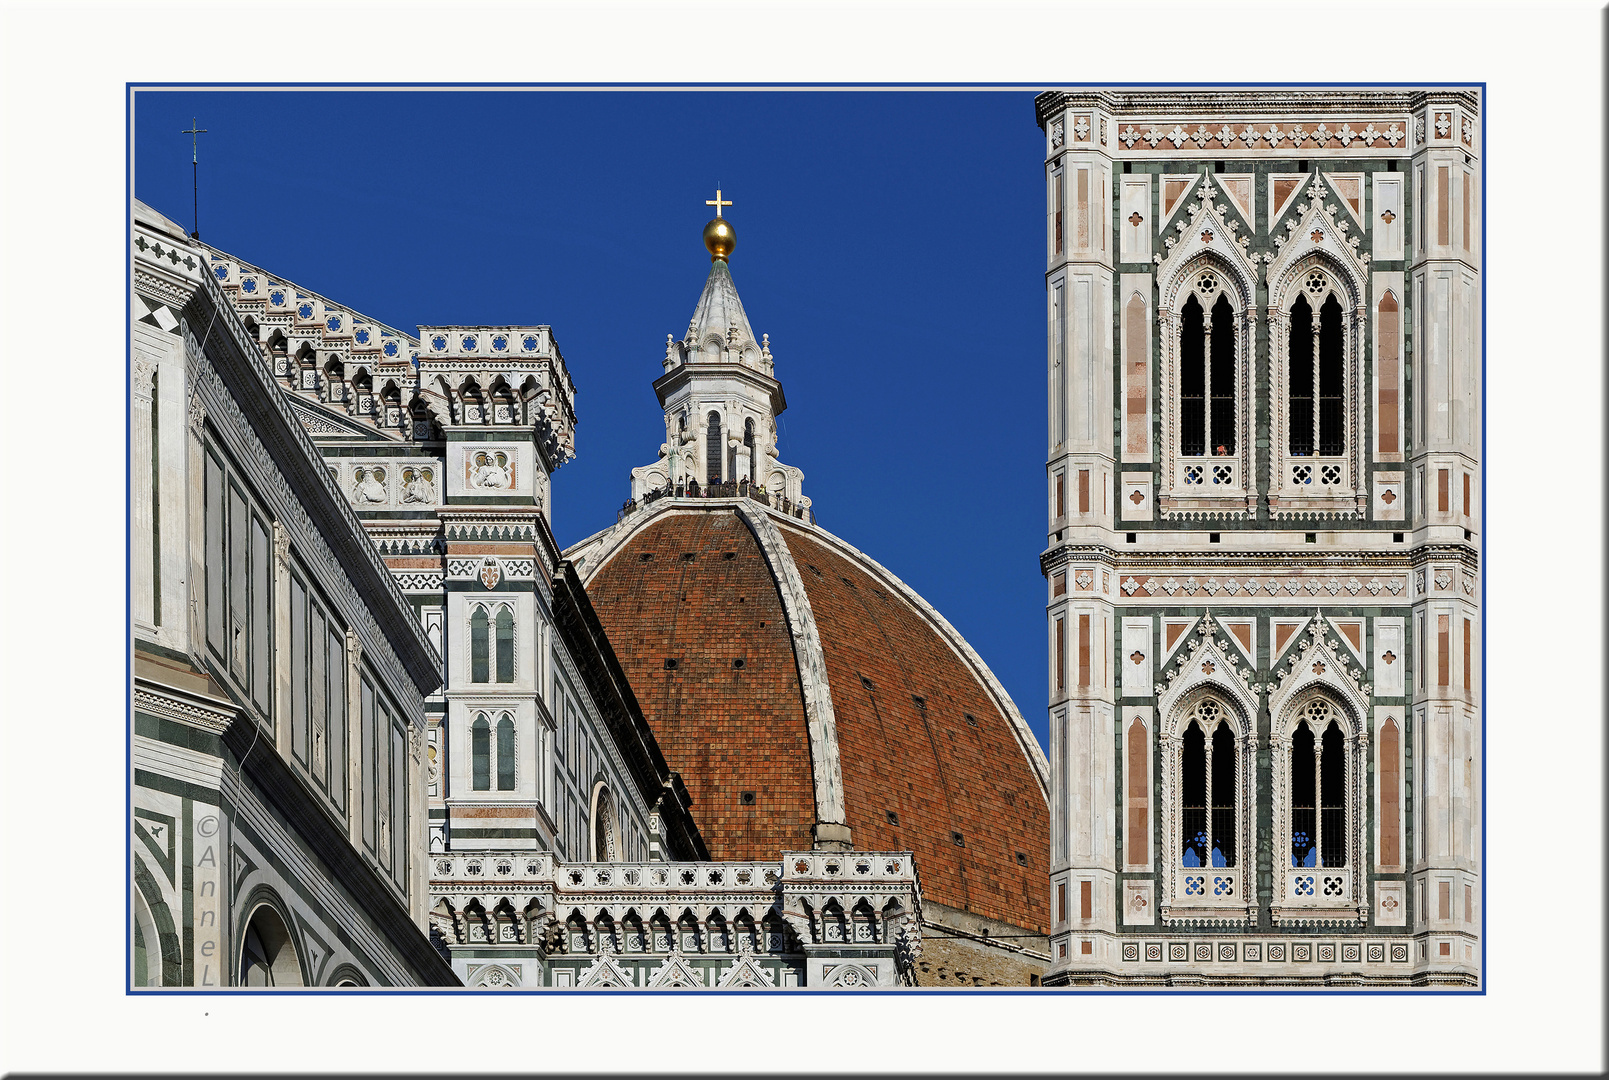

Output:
xmin=736 ymin=503 xmax=849 ymax=840
xmin=133 ymin=679 xmax=236 ymax=735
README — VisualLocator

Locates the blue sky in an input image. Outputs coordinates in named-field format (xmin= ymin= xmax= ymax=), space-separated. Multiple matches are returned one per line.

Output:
xmin=133 ymin=88 xmax=1051 ymax=749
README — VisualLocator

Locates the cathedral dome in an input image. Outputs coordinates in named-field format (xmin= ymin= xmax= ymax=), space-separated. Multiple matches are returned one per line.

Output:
xmin=566 ymin=500 xmax=1052 ymax=937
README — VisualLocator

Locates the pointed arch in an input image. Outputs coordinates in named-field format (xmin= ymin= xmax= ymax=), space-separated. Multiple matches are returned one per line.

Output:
xmin=1270 ymin=677 xmax=1370 ymax=919
xmin=1264 ymin=187 xmax=1370 ymax=516
xmin=1157 ymin=251 xmax=1256 ymax=512
xmin=1159 ymin=684 xmax=1255 ymax=920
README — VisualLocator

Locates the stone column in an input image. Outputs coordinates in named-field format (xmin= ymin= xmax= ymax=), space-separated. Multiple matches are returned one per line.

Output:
xmin=1040 ymin=95 xmax=1119 ymax=982
xmin=1407 ymin=91 xmax=1480 ymax=980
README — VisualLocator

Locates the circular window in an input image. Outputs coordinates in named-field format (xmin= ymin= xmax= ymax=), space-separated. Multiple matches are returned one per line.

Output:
xmin=297 ymin=303 xmax=314 ymax=320
xmin=383 ymin=340 xmax=399 ymax=357
xmin=460 ymin=335 xmax=477 ymax=351
xmin=1196 ymin=270 xmax=1220 ymax=295
xmin=430 ymin=335 xmax=447 ymax=351
xmin=1305 ymin=270 xmax=1328 ymax=295
xmin=522 ymin=334 xmax=539 ymax=351
xmin=492 ymin=334 xmax=508 ymax=352
xmin=269 ymin=290 xmax=286 ymax=306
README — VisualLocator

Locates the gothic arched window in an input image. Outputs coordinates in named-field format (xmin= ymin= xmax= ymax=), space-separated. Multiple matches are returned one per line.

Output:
xmin=496 ymin=713 xmax=515 ymax=790
xmin=1179 ymin=702 xmax=1237 ymax=869
xmin=1288 ymin=293 xmax=1315 ymax=456
xmin=1289 ymin=702 xmax=1347 ymax=867
xmin=495 ymin=607 xmax=514 ymax=683
xmin=705 ymin=411 xmax=723 ymax=484
xmin=1178 ymin=292 xmax=1238 ymax=458
xmin=1287 ymin=280 xmax=1346 ymax=457
xmin=591 ymin=783 xmax=618 ymax=862
xmin=1180 ymin=295 xmax=1205 ymax=456
xmin=1317 ymin=294 xmax=1345 ymax=455
xmin=471 ymin=713 xmax=491 ymax=791
xmin=470 ymin=606 xmax=489 ymax=683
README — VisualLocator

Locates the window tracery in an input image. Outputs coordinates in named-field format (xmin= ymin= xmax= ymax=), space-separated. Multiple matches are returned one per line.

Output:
xmin=1157 ymin=252 xmax=1256 ymax=517
xmin=469 ymin=602 xmax=516 ymax=684
xmin=1158 ymin=688 xmax=1255 ymax=922
xmin=1263 ymin=177 xmax=1370 ymax=518
xmin=1270 ymin=688 xmax=1370 ymax=922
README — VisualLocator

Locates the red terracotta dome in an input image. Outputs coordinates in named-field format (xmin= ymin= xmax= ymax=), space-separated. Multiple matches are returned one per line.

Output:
xmin=568 ymin=499 xmax=1052 ymax=936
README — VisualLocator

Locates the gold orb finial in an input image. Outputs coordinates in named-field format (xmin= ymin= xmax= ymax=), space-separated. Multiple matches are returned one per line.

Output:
xmin=703 ymin=216 xmax=736 ymax=261
xmin=703 ymin=186 xmax=735 ymax=261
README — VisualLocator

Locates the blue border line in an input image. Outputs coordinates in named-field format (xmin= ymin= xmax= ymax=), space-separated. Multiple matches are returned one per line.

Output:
xmin=126 ymin=80 xmax=1487 ymax=997
xmin=125 ymin=81 xmax=134 ymax=996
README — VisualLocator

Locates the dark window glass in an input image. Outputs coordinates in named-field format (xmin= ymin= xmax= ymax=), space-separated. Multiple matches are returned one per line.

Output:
xmin=1318 ymin=295 xmax=1345 ymax=455
xmin=1179 ymin=295 xmax=1205 ymax=456
xmin=496 ymin=714 xmax=516 ymax=790
xmin=1209 ymin=294 xmax=1236 ymax=455
xmin=744 ymin=418 xmax=756 ymax=485
xmin=1210 ymin=721 xmax=1236 ymax=867
xmin=1290 ymin=721 xmax=1317 ymax=867
xmin=495 ymin=607 xmax=514 ymax=683
xmin=471 ymin=714 xmax=491 ymax=791
xmin=1180 ymin=721 xmax=1207 ymax=866
xmin=705 ymin=411 xmax=723 ymax=484
xmin=1288 ymin=294 xmax=1315 ymax=456
xmin=470 ymin=607 xmax=489 ymax=683
xmin=1320 ymin=720 xmax=1346 ymax=867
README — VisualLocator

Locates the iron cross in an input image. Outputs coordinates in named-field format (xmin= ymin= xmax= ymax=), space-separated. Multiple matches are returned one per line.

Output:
xmin=182 ymin=117 xmax=207 ymax=163
xmin=706 ymin=186 xmax=733 ymax=218
xmin=181 ymin=118 xmax=208 ymax=238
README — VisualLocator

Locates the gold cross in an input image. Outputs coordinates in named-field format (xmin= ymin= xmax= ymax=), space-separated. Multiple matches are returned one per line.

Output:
xmin=706 ymin=186 xmax=733 ymax=218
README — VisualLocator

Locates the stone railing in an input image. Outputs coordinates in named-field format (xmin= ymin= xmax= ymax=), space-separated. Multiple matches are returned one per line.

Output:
xmin=619 ymin=481 xmax=815 ymax=524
